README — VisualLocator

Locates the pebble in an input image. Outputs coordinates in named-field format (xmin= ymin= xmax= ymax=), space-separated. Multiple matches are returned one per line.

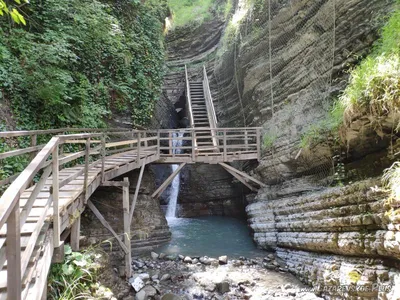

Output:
xmin=151 ymin=252 xmax=159 ymax=260
xmin=184 ymin=256 xmax=192 ymax=263
xmin=160 ymin=273 xmax=171 ymax=281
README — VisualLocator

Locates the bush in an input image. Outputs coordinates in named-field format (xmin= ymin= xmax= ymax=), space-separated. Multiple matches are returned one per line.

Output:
xmin=48 ymin=244 xmax=108 ymax=300
xmin=0 ymin=0 xmax=167 ymax=130
xmin=299 ymin=100 xmax=345 ymax=149
xmin=340 ymin=7 xmax=400 ymax=127
xmin=168 ymin=0 xmax=225 ymax=28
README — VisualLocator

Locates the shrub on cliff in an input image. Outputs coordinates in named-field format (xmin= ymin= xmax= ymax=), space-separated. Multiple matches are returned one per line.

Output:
xmin=340 ymin=7 xmax=400 ymax=129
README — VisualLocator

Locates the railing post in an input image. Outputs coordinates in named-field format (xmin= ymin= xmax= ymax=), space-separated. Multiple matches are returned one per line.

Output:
xmin=52 ymin=143 xmax=61 ymax=248
xmin=101 ymin=134 xmax=106 ymax=183
xmin=6 ymin=204 xmax=21 ymax=300
xmin=256 ymin=128 xmax=261 ymax=161
xmin=191 ymin=129 xmax=196 ymax=162
xmin=168 ymin=132 xmax=172 ymax=156
xmin=84 ymin=138 xmax=90 ymax=202
xmin=223 ymin=129 xmax=227 ymax=161
xmin=143 ymin=132 xmax=148 ymax=149
xmin=136 ymin=132 xmax=141 ymax=164
xmin=245 ymin=130 xmax=249 ymax=150
xmin=157 ymin=130 xmax=160 ymax=157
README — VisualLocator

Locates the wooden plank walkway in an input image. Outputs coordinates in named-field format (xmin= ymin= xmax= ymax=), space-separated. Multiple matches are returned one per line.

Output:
xmin=0 ymin=127 xmax=262 ymax=299
xmin=0 ymin=147 xmax=159 ymax=299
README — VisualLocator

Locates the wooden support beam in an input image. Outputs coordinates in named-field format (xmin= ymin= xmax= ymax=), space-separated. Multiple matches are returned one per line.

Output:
xmin=87 ymin=200 xmax=128 ymax=254
xmin=71 ymin=215 xmax=81 ymax=252
xmin=220 ymin=165 xmax=257 ymax=192
xmin=218 ymin=162 xmax=266 ymax=187
xmin=151 ymin=163 xmax=186 ymax=198
xmin=123 ymin=178 xmax=132 ymax=278
xmin=129 ymin=163 xmax=145 ymax=225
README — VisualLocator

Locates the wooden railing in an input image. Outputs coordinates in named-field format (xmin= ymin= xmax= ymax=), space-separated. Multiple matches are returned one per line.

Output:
xmin=202 ymin=66 xmax=219 ymax=150
xmin=202 ymin=66 xmax=218 ymax=129
xmin=0 ymin=127 xmax=261 ymax=298
xmin=0 ymin=128 xmax=131 ymax=187
xmin=184 ymin=65 xmax=195 ymax=128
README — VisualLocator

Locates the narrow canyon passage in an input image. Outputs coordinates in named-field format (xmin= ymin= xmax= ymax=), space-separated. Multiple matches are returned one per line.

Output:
xmin=1 ymin=0 xmax=400 ymax=299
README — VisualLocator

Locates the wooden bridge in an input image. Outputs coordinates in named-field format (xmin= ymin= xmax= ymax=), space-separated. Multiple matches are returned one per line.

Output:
xmin=0 ymin=66 xmax=265 ymax=299
xmin=0 ymin=127 xmax=264 ymax=299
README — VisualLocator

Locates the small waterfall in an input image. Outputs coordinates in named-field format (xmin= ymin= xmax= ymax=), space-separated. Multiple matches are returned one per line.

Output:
xmin=166 ymin=132 xmax=183 ymax=218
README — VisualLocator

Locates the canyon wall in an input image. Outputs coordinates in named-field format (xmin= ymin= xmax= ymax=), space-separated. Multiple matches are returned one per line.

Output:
xmin=160 ymin=8 xmax=249 ymax=218
xmin=209 ymin=0 xmax=400 ymax=297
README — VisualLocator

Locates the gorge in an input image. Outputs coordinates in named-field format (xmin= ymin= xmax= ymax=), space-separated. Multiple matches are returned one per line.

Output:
xmin=1 ymin=0 xmax=400 ymax=299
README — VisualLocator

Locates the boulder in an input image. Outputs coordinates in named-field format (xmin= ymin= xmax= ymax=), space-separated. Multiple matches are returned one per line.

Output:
xmin=184 ymin=256 xmax=193 ymax=263
xmin=130 ymin=277 xmax=145 ymax=292
xmin=216 ymin=281 xmax=230 ymax=294
xmin=142 ymin=285 xmax=157 ymax=297
xmin=218 ymin=256 xmax=228 ymax=265
xmin=161 ymin=294 xmax=183 ymax=300
xmin=135 ymin=290 xmax=146 ymax=300
xmin=151 ymin=252 xmax=159 ymax=260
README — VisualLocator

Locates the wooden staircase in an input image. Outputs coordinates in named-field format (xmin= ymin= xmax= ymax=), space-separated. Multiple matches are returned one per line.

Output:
xmin=185 ymin=66 xmax=219 ymax=153
xmin=189 ymin=81 xmax=215 ymax=153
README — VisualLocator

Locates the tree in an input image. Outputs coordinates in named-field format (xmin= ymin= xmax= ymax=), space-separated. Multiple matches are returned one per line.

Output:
xmin=0 ymin=0 xmax=27 ymax=25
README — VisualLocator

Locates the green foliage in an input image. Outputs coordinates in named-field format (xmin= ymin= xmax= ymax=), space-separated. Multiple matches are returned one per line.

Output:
xmin=0 ymin=131 xmax=31 ymax=192
xmin=168 ymin=0 xmax=225 ymax=28
xmin=0 ymin=0 xmax=167 ymax=130
xmin=48 ymin=244 xmax=107 ymax=300
xmin=299 ymin=101 xmax=345 ymax=149
xmin=0 ymin=0 xmax=28 ymax=25
xmin=224 ymin=0 xmax=233 ymax=19
xmin=340 ymin=7 xmax=400 ymax=127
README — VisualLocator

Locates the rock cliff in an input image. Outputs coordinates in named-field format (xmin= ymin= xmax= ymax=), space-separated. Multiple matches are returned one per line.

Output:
xmin=206 ymin=0 xmax=400 ymax=297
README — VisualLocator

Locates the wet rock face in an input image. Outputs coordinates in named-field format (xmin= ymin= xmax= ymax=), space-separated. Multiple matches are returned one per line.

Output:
xmin=178 ymin=164 xmax=246 ymax=218
xmin=81 ymin=167 xmax=171 ymax=265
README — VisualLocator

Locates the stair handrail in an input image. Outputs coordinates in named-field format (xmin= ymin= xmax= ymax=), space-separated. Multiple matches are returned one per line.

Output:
xmin=184 ymin=65 xmax=195 ymax=128
xmin=202 ymin=65 xmax=219 ymax=149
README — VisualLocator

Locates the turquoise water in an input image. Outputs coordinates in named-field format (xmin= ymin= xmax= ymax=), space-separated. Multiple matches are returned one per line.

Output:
xmin=154 ymin=216 xmax=266 ymax=258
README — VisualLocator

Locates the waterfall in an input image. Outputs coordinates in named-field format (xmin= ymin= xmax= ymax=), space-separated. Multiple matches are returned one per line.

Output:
xmin=166 ymin=132 xmax=183 ymax=218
